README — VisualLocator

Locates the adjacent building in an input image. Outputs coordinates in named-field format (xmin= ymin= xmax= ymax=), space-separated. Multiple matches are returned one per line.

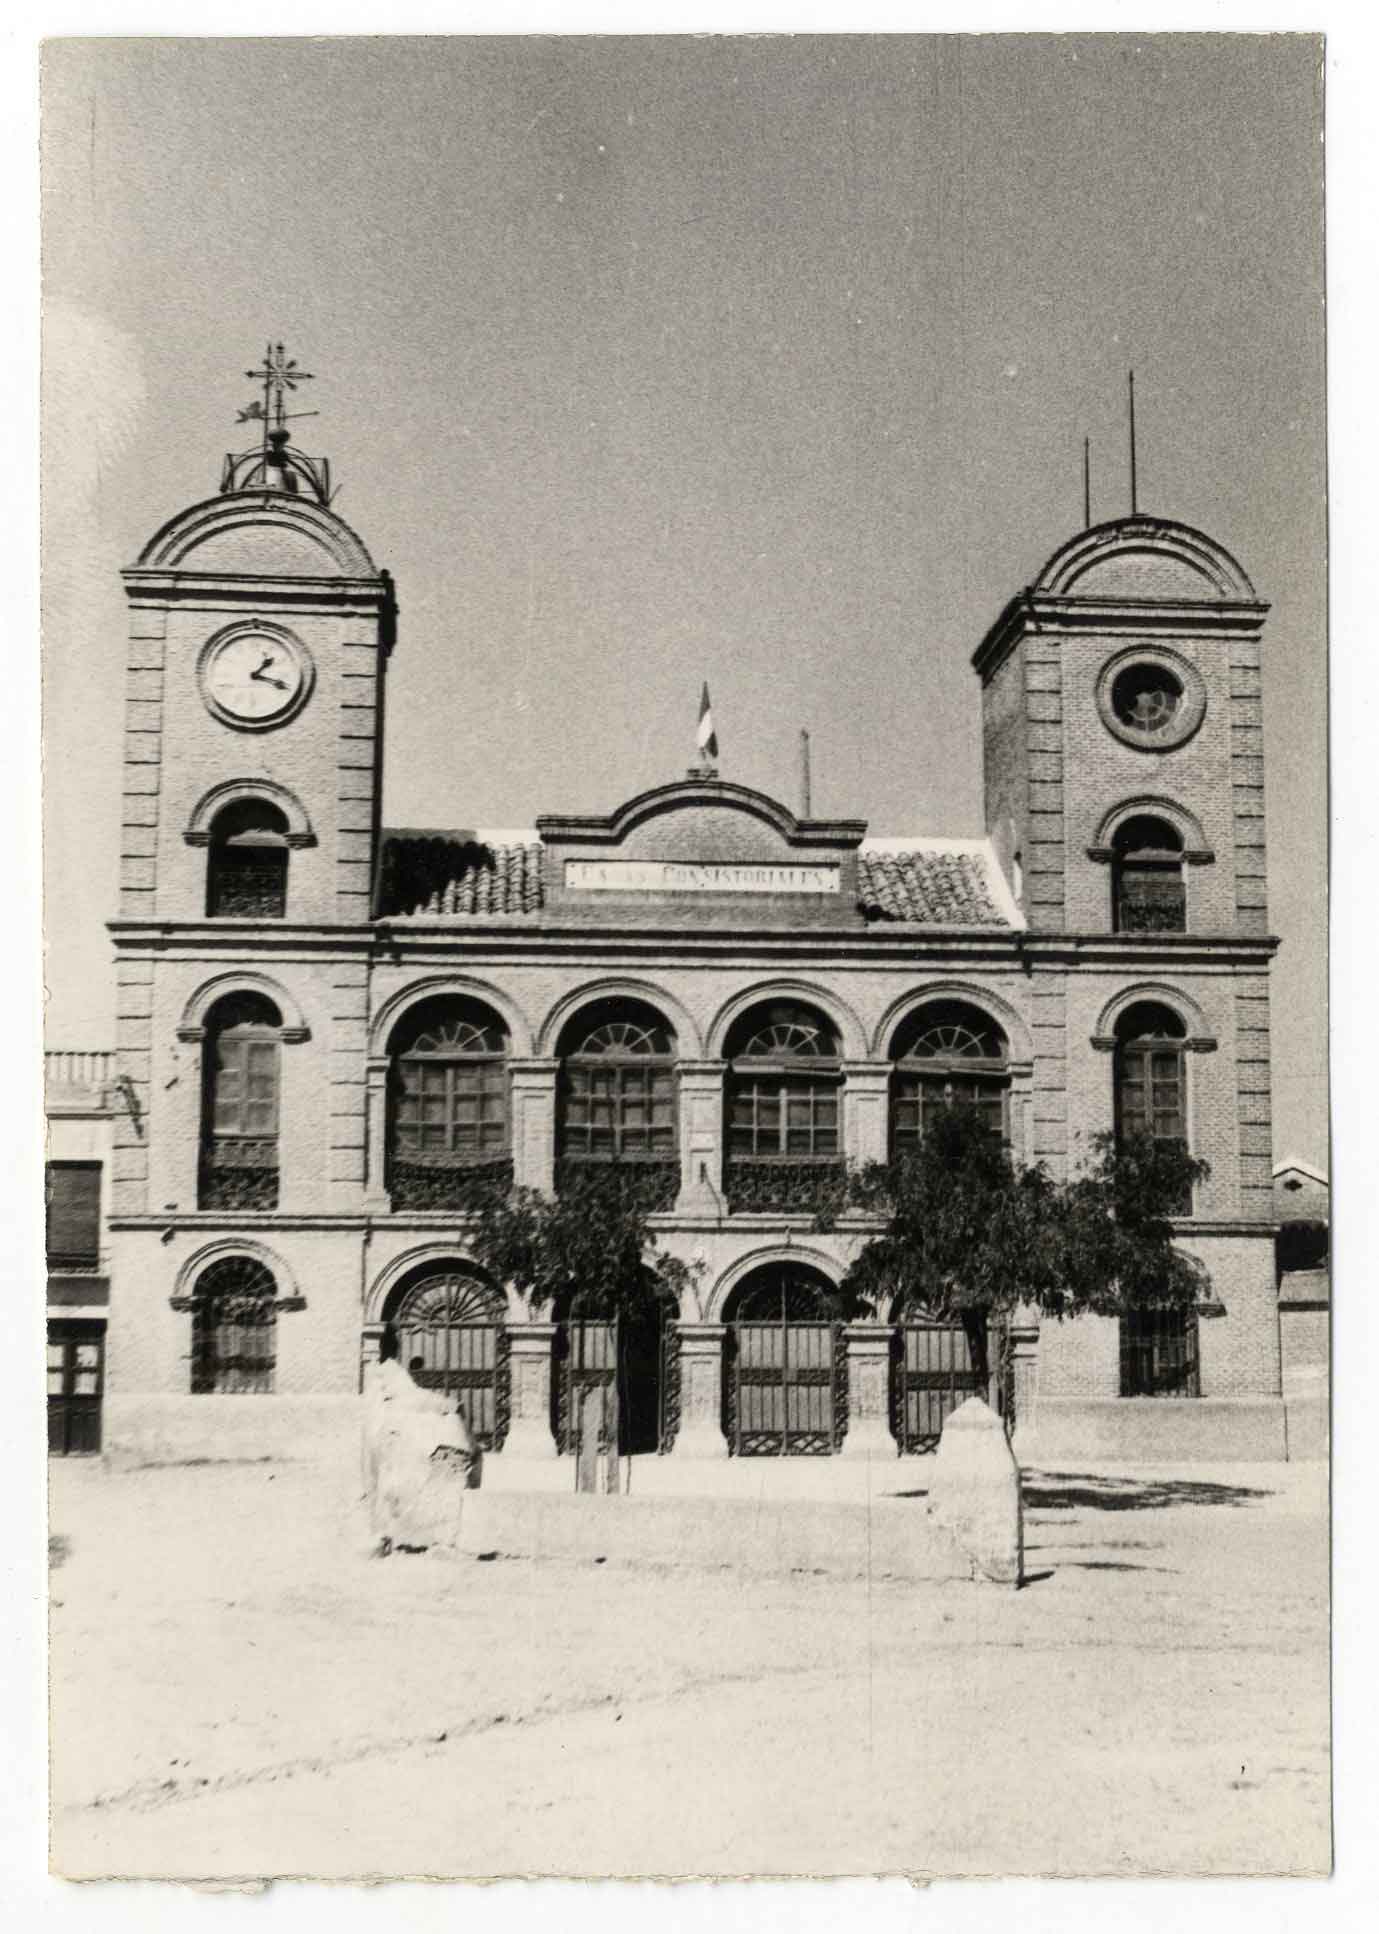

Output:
xmin=45 ymin=1052 xmax=120 ymax=1454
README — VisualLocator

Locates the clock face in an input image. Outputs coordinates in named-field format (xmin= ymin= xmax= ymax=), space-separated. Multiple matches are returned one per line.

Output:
xmin=201 ymin=629 xmax=310 ymax=727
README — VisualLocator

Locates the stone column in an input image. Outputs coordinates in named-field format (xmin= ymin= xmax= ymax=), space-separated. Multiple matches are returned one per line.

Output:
xmin=841 ymin=1324 xmax=897 ymax=1458
xmin=675 ymin=1059 xmax=726 ymax=1214
xmin=509 ymin=1058 xmax=559 ymax=1196
xmin=502 ymin=1321 xmax=558 ymax=1458
xmin=670 ymin=1322 xmax=728 ymax=1457
xmin=362 ymin=1057 xmax=391 ymax=1212
xmin=842 ymin=1061 xmax=891 ymax=1168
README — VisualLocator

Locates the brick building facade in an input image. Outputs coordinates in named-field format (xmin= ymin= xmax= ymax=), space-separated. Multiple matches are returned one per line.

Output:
xmin=97 ymin=425 xmax=1293 ymax=1467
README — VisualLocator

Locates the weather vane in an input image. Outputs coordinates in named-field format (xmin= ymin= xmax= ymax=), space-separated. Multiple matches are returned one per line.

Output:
xmin=222 ymin=341 xmax=331 ymax=503
xmin=238 ymin=341 xmax=318 ymax=435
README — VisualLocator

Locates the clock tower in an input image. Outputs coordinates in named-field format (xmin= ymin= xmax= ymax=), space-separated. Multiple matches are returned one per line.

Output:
xmin=109 ymin=350 xmax=394 ymax=1219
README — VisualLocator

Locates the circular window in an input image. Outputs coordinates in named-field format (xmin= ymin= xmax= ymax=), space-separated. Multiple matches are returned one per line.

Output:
xmin=1096 ymin=647 xmax=1206 ymax=751
xmin=1111 ymin=663 xmax=1182 ymax=734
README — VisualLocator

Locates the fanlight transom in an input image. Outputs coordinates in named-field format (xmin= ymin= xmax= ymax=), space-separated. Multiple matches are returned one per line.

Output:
xmin=393 ymin=1271 xmax=505 ymax=1329
xmin=402 ymin=1017 xmax=506 ymax=1057
xmin=193 ymin=1254 xmax=276 ymax=1311
xmin=734 ymin=1002 xmax=839 ymax=1060
xmin=893 ymin=1002 xmax=1007 ymax=1066
xmin=572 ymin=1018 xmax=674 ymax=1058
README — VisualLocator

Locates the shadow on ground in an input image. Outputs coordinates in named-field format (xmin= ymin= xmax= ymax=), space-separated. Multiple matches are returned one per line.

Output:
xmin=1022 ymin=1472 xmax=1273 ymax=1513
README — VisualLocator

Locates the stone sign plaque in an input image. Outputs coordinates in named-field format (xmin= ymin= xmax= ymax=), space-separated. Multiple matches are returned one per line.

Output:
xmin=565 ymin=860 xmax=841 ymax=894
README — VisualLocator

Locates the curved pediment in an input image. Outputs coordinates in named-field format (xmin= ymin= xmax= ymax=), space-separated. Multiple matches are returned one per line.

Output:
xmin=537 ymin=778 xmax=865 ymax=852
xmin=1034 ymin=515 xmax=1258 ymax=602
xmin=133 ymin=494 xmax=377 ymax=577
xmin=535 ymin=780 xmax=866 ymax=922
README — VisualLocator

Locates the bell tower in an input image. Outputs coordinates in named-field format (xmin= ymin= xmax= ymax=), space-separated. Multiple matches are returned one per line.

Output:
xmin=118 ymin=346 xmax=395 ymax=929
xmin=972 ymin=514 xmax=1269 ymax=938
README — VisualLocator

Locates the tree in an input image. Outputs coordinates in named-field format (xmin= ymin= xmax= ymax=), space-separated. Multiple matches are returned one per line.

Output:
xmin=463 ymin=1162 xmax=702 ymax=1324
xmin=815 ymin=1104 xmax=1211 ymax=1390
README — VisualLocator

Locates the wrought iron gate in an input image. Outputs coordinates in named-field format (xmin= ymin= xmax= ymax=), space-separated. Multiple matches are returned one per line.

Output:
xmin=657 ymin=1317 xmax=682 ymax=1453
xmin=729 ymin=1285 xmax=841 ymax=1458
xmin=392 ymin=1271 xmax=509 ymax=1450
xmin=893 ymin=1314 xmax=989 ymax=1454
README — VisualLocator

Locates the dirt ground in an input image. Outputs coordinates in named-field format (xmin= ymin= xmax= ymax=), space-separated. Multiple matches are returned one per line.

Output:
xmin=47 ymin=1453 xmax=1330 ymax=1881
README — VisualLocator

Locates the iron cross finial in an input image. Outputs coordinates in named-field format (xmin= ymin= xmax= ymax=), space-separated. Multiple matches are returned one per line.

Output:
xmin=241 ymin=341 xmax=315 ymax=433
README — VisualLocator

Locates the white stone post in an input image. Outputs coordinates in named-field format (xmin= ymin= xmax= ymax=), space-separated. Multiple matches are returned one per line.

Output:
xmin=841 ymin=1324 xmax=897 ymax=1458
xmin=926 ymin=1397 xmax=1023 ymax=1586
xmin=362 ymin=1057 xmax=391 ymax=1212
xmin=503 ymin=1321 xmax=558 ymax=1458
xmin=670 ymin=1322 xmax=729 ymax=1457
xmin=675 ymin=1059 xmax=726 ymax=1214
xmin=842 ymin=1061 xmax=891 ymax=1167
xmin=509 ymin=1058 xmax=559 ymax=1196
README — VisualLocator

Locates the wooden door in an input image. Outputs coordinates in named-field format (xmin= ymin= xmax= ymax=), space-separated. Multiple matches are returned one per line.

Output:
xmin=47 ymin=1322 xmax=104 ymax=1456
xmin=558 ymin=1319 xmax=620 ymax=1456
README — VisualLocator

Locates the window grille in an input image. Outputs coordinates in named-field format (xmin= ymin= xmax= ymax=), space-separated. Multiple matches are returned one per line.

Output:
xmin=889 ymin=1001 xmax=1009 ymax=1154
xmin=1112 ymin=816 xmax=1186 ymax=934
xmin=189 ymin=1256 xmax=277 ymax=1394
xmin=207 ymin=800 xmax=289 ymax=918
xmin=1119 ymin=1307 xmax=1200 ymax=1398
xmin=199 ymin=993 xmax=281 ymax=1210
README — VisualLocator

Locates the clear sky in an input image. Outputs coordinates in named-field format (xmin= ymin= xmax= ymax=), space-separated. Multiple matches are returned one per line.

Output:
xmin=40 ymin=33 xmax=1327 ymax=1163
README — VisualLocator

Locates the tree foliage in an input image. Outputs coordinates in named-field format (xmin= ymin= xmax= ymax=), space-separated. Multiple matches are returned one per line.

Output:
xmin=815 ymin=1105 xmax=1211 ymax=1324
xmin=463 ymin=1162 xmax=702 ymax=1321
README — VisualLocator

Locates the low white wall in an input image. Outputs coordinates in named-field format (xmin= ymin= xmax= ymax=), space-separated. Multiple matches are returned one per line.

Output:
xmin=102 ymin=1395 xmax=361 ymax=1468
xmin=454 ymin=1491 xmax=979 ymax=1582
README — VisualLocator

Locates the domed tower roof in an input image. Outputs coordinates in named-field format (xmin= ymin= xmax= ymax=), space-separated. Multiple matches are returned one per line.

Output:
xmin=128 ymin=342 xmax=379 ymax=580
xmin=973 ymin=513 xmax=1267 ymax=679
xmin=1030 ymin=513 xmax=1259 ymax=604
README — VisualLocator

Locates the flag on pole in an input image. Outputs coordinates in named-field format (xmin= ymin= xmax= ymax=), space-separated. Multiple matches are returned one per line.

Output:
xmin=697 ymin=682 xmax=718 ymax=765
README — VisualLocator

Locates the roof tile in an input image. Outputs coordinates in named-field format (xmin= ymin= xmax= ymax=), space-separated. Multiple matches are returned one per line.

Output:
xmin=377 ymin=835 xmax=1010 ymax=927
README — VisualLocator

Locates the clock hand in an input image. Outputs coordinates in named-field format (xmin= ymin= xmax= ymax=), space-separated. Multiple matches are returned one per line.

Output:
xmin=249 ymin=656 xmax=289 ymax=691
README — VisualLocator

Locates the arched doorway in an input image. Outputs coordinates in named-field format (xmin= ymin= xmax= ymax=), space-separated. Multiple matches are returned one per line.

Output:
xmin=891 ymin=1305 xmax=991 ymax=1454
xmin=723 ymin=1262 xmax=844 ymax=1457
xmin=550 ymin=1283 xmax=669 ymax=1459
xmin=383 ymin=1263 xmax=509 ymax=1450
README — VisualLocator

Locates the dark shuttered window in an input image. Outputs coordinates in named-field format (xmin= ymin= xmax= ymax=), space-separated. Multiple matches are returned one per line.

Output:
xmin=45 ymin=1163 xmax=102 ymax=1271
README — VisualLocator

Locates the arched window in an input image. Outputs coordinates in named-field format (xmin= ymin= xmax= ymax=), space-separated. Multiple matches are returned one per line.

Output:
xmin=189 ymin=1255 xmax=277 ymax=1394
xmin=206 ymin=799 xmax=290 ymax=918
xmin=556 ymin=999 xmax=678 ymax=1206
xmin=890 ymin=1000 xmax=1009 ymax=1153
xmin=387 ymin=997 xmax=511 ymax=1210
xmin=199 ymin=993 xmax=281 ymax=1210
xmin=1111 ymin=815 xmax=1186 ymax=934
xmin=724 ymin=1001 xmax=841 ymax=1211
xmin=1114 ymin=1001 xmax=1192 ymax=1213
